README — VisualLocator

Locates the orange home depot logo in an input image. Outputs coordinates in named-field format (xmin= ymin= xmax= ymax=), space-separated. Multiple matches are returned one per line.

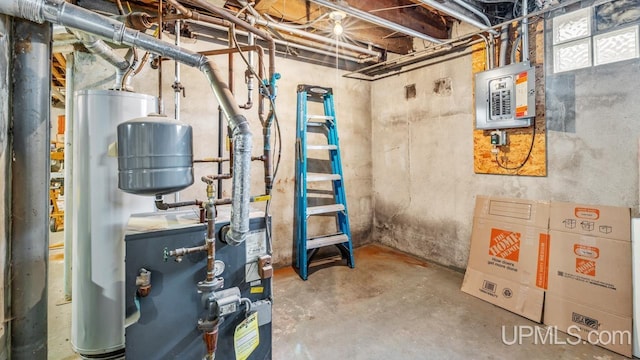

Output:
xmin=489 ymin=228 xmax=521 ymax=261
xmin=573 ymin=244 xmax=599 ymax=259
xmin=575 ymin=258 xmax=596 ymax=276
xmin=574 ymin=207 xmax=600 ymax=220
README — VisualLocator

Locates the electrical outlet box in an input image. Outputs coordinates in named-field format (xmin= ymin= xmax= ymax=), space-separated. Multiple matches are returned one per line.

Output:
xmin=475 ymin=62 xmax=536 ymax=130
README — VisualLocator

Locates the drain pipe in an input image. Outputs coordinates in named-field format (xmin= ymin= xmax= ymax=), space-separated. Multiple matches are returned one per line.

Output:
xmin=0 ymin=0 xmax=253 ymax=244
xmin=10 ymin=18 xmax=51 ymax=360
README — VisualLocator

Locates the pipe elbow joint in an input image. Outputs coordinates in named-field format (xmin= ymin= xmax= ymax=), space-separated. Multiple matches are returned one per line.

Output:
xmin=224 ymin=228 xmax=246 ymax=246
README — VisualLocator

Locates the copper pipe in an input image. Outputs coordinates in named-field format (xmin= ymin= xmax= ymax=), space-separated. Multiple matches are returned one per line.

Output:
xmin=214 ymin=194 xmax=269 ymax=206
xmin=194 ymin=155 xmax=264 ymax=163
xmin=203 ymin=328 xmax=219 ymax=360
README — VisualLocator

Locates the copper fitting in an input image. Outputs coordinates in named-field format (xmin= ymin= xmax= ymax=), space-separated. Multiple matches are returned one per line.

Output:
xmin=203 ymin=327 xmax=219 ymax=359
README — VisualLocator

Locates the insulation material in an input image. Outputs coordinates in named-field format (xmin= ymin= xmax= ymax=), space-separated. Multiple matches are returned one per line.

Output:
xmin=473 ymin=21 xmax=547 ymax=176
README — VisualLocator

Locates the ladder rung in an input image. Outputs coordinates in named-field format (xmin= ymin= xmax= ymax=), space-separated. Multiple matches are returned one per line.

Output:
xmin=307 ymin=234 xmax=349 ymax=249
xmin=307 ymin=115 xmax=334 ymax=121
xmin=307 ymin=144 xmax=338 ymax=151
xmin=307 ymin=204 xmax=345 ymax=216
xmin=307 ymin=173 xmax=341 ymax=182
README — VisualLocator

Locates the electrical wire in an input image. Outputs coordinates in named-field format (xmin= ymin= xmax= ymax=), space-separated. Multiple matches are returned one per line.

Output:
xmin=495 ymin=120 xmax=537 ymax=171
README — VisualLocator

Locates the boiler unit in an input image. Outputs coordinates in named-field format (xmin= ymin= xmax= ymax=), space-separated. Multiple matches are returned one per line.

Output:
xmin=123 ymin=207 xmax=273 ymax=359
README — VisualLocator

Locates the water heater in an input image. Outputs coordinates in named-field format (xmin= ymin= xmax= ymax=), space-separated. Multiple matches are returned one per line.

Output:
xmin=475 ymin=62 xmax=536 ymax=130
xmin=71 ymin=90 xmax=156 ymax=359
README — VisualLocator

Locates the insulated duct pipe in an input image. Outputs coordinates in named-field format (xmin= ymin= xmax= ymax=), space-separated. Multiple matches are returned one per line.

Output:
xmin=10 ymin=18 xmax=51 ymax=360
xmin=70 ymin=29 xmax=130 ymax=89
xmin=308 ymin=0 xmax=443 ymax=43
xmin=0 ymin=0 xmax=252 ymax=245
xmin=418 ymin=0 xmax=494 ymax=32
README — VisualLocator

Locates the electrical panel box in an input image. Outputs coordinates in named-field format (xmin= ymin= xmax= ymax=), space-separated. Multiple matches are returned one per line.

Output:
xmin=475 ymin=62 xmax=536 ymax=130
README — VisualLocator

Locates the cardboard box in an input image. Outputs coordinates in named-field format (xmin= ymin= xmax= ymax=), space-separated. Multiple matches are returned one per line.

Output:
xmin=462 ymin=196 xmax=549 ymax=322
xmin=544 ymin=293 xmax=633 ymax=357
xmin=546 ymin=231 xmax=632 ymax=315
xmin=549 ymin=201 xmax=630 ymax=241
xmin=544 ymin=202 xmax=632 ymax=357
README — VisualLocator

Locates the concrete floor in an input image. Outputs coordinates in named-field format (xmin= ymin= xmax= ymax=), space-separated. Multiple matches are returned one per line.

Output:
xmin=48 ymin=241 xmax=626 ymax=359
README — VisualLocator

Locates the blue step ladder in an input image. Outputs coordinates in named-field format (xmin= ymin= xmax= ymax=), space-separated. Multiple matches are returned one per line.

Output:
xmin=295 ymin=84 xmax=355 ymax=280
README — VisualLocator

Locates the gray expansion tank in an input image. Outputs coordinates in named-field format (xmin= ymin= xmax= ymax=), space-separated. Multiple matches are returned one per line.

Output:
xmin=117 ymin=115 xmax=194 ymax=195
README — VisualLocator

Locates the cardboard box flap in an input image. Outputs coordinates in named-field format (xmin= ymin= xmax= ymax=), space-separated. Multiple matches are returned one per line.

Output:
xmin=550 ymin=201 xmax=630 ymax=241
xmin=461 ymin=268 xmax=544 ymax=323
xmin=474 ymin=195 xmax=549 ymax=228
xmin=544 ymin=293 xmax=632 ymax=357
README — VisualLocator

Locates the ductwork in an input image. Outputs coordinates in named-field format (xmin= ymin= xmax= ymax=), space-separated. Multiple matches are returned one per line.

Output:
xmin=0 ymin=0 xmax=252 ymax=245
xmin=308 ymin=0 xmax=443 ymax=44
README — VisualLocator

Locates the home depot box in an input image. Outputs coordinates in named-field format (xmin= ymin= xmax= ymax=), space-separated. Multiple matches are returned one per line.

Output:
xmin=462 ymin=196 xmax=549 ymax=322
xmin=549 ymin=201 xmax=630 ymax=241
xmin=545 ymin=202 xmax=632 ymax=357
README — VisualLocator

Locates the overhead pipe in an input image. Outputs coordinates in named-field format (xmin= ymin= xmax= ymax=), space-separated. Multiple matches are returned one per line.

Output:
xmin=307 ymin=0 xmax=443 ymax=43
xmin=450 ymin=0 xmax=493 ymax=29
xmin=178 ymin=0 xmax=276 ymax=79
xmin=190 ymin=20 xmax=375 ymax=63
xmin=10 ymin=18 xmax=51 ymax=360
xmin=418 ymin=0 xmax=496 ymax=33
xmin=247 ymin=14 xmax=381 ymax=58
xmin=0 ymin=0 xmax=255 ymax=244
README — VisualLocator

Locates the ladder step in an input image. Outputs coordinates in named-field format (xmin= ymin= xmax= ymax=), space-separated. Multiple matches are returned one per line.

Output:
xmin=307 ymin=173 xmax=341 ymax=182
xmin=307 ymin=204 xmax=345 ymax=216
xmin=307 ymin=233 xmax=349 ymax=250
xmin=307 ymin=115 xmax=334 ymax=121
xmin=307 ymin=144 xmax=338 ymax=151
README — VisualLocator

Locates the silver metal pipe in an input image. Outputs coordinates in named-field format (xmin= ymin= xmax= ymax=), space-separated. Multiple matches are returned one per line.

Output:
xmin=63 ymin=52 xmax=74 ymax=301
xmin=308 ymin=0 xmax=443 ymax=43
xmin=70 ymin=29 xmax=130 ymax=89
xmin=522 ymin=0 xmax=529 ymax=62
xmin=191 ymin=19 xmax=373 ymax=63
xmin=175 ymin=20 xmax=181 ymax=121
xmin=174 ymin=19 xmax=182 ymax=202
xmin=10 ymin=18 xmax=51 ymax=360
xmin=248 ymin=14 xmax=380 ymax=58
xmin=0 ymin=0 xmax=253 ymax=244
xmin=418 ymin=0 xmax=493 ymax=32
xmin=0 ymin=14 xmax=10 ymax=360
xmin=450 ymin=0 xmax=493 ymax=29
xmin=499 ymin=24 xmax=509 ymax=66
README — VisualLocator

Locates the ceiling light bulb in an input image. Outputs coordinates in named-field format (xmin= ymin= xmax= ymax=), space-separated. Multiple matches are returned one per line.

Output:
xmin=333 ymin=22 xmax=343 ymax=35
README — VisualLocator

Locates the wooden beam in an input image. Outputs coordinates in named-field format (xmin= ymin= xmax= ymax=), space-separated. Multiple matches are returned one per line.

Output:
xmin=254 ymin=0 xmax=280 ymax=12
xmin=53 ymin=53 xmax=66 ymax=69
xmin=348 ymin=0 xmax=449 ymax=40
xmin=51 ymin=66 xmax=65 ymax=87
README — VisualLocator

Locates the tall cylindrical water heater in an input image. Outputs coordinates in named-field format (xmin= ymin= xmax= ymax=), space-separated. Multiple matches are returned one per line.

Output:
xmin=71 ymin=90 xmax=156 ymax=359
